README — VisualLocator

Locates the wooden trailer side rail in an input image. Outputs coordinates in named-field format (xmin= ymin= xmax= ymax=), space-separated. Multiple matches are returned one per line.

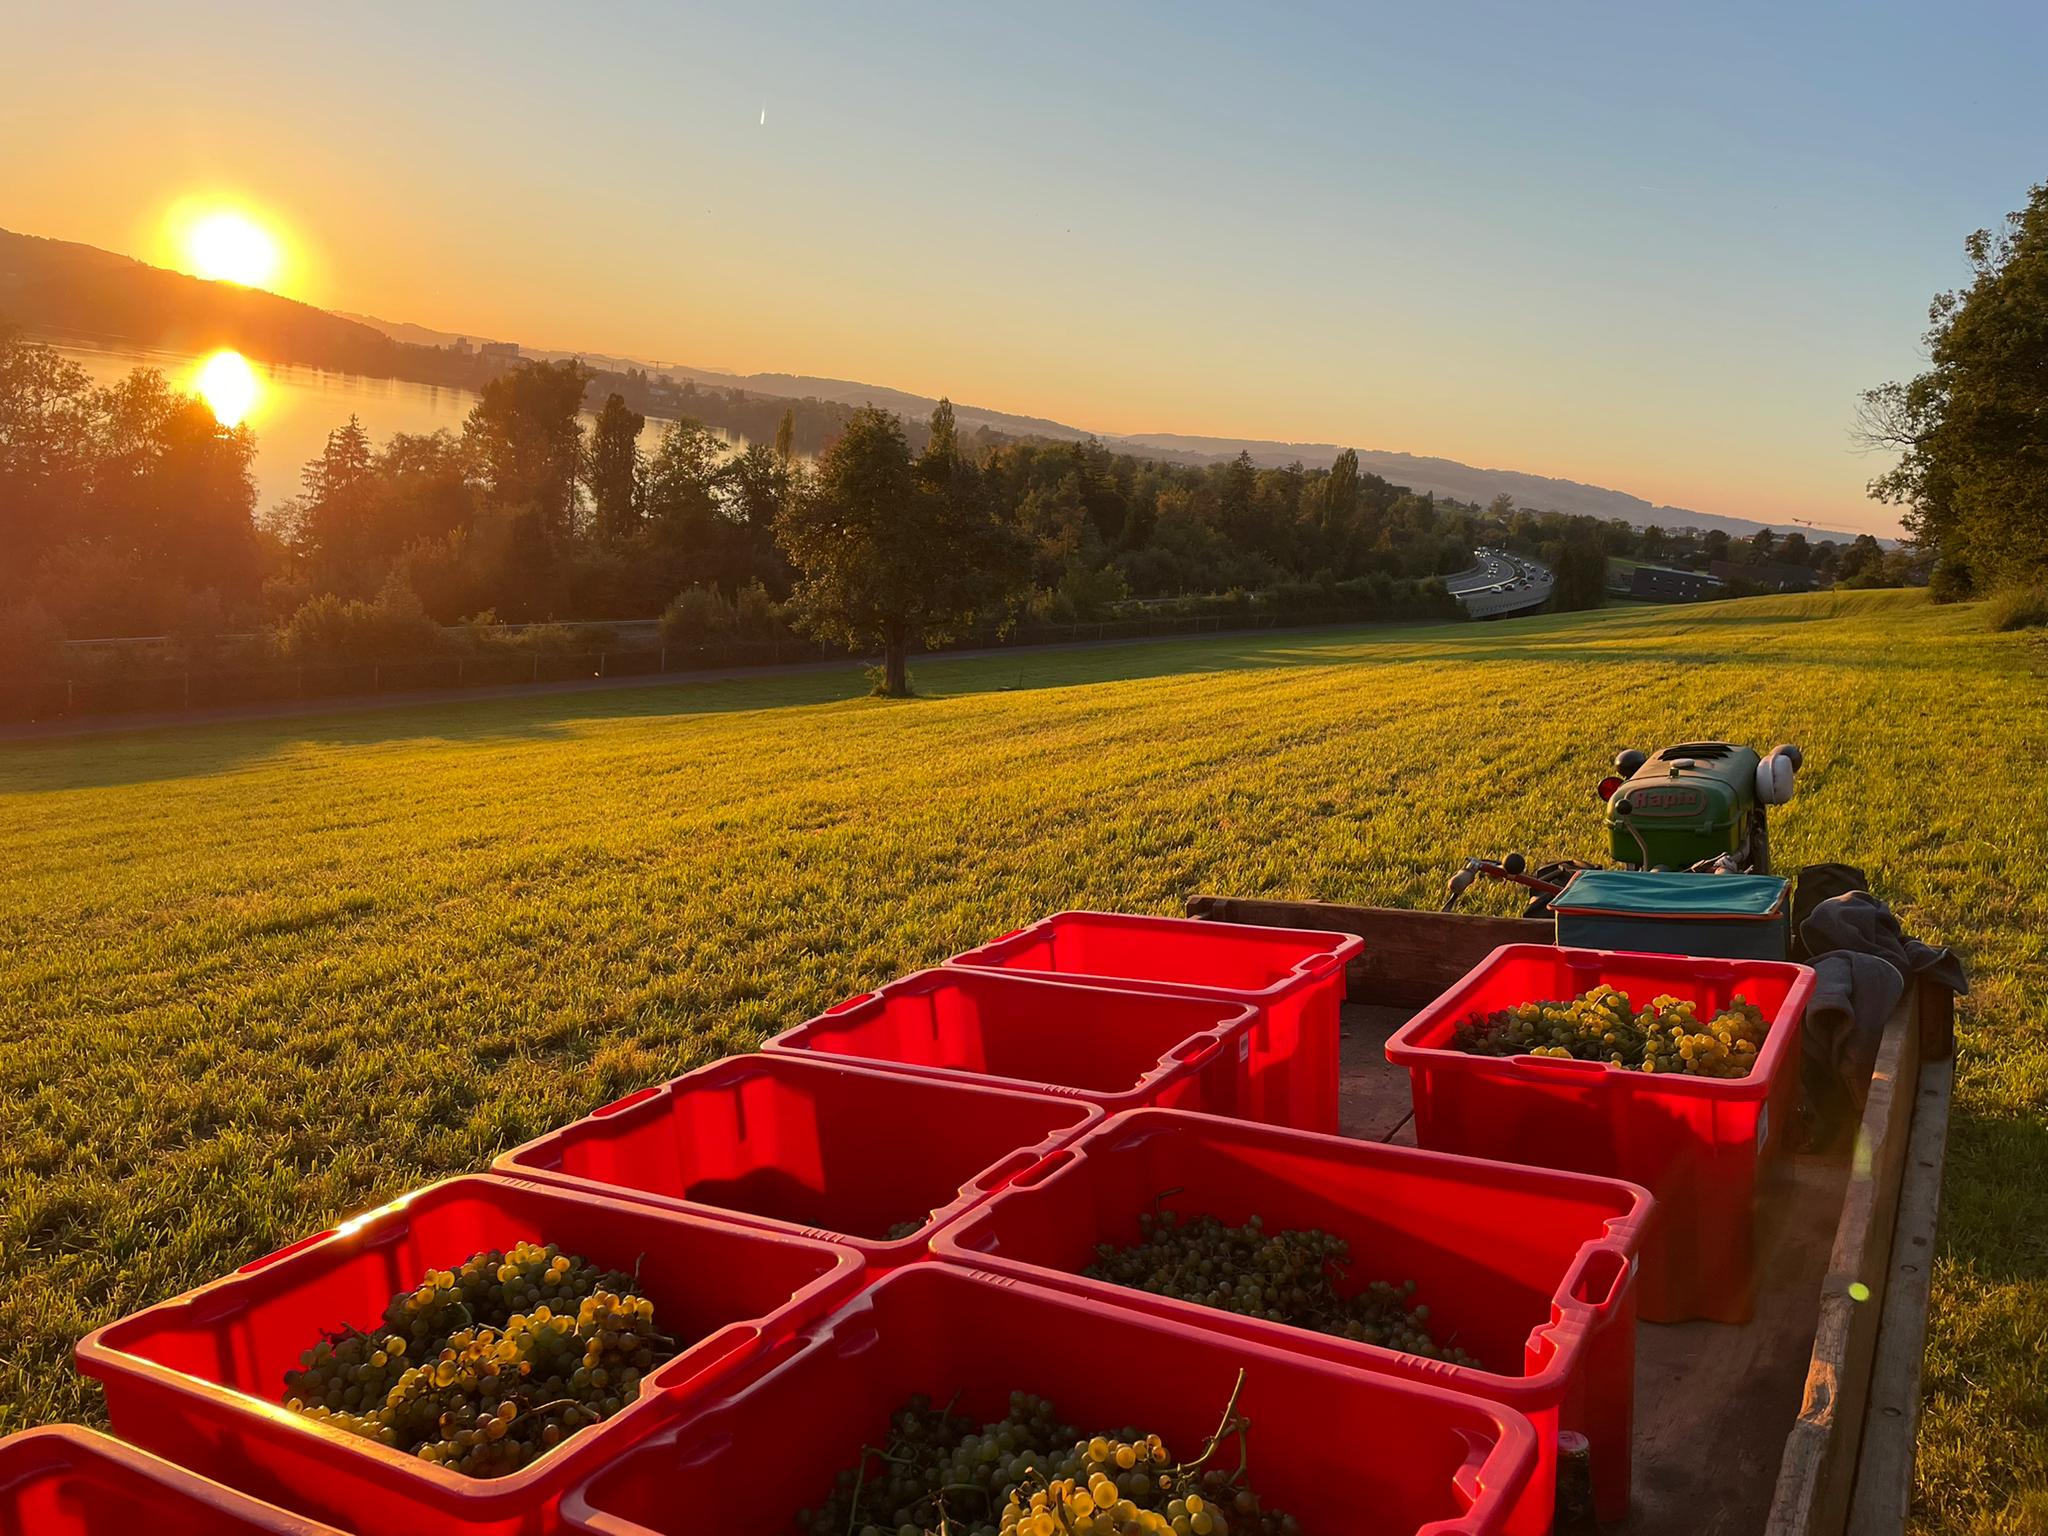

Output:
xmin=1764 ymin=987 xmax=1922 ymax=1536
xmin=1185 ymin=896 xmax=1952 ymax=1536
xmin=1846 ymin=1037 xmax=1951 ymax=1536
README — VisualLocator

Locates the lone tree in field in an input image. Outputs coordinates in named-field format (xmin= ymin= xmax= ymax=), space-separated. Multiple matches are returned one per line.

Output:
xmin=1861 ymin=181 xmax=2048 ymax=594
xmin=776 ymin=401 xmax=1027 ymax=696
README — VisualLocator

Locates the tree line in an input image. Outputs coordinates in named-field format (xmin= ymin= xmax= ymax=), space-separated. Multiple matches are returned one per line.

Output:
xmin=0 ymin=337 xmax=1473 ymax=690
xmin=3 ymin=315 xmax=1941 ymax=692
xmin=1861 ymin=180 xmax=2048 ymax=626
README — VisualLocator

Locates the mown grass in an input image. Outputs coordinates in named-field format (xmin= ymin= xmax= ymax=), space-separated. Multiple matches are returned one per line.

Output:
xmin=1 ymin=590 xmax=2043 ymax=1533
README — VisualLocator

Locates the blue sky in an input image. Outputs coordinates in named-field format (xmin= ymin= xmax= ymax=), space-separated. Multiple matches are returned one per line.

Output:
xmin=5 ymin=0 xmax=2044 ymax=530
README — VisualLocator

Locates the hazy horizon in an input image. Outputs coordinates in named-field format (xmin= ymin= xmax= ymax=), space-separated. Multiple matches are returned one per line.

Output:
xmin=7 ymin=1 xmax=2046 ymax=535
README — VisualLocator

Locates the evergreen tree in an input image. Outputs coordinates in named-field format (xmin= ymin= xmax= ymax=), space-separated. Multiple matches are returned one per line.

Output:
xmin=462 ymin=359 xmax=591 ymax=544
xmin=585 ymin=392 xmax=645 ymax=542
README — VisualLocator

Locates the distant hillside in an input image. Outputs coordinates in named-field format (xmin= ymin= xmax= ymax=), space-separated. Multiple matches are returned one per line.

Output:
xmin=342 ymin=309 xmax=1096 ymax=446
xmin=6 ymin=227 xmax=1874 ymax=542
xmin=0 ymin=229 xmax=454 ymax=380
xmin=1108 ymin=433 xmax=1869 ymax=541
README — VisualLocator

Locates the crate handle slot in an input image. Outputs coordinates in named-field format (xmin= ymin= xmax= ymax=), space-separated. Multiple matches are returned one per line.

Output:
xmin=237 ymin=1229 xmax=337 ymax=1274
xmin=971 ymin=1149 xmax=1046 ymax=1193
xmin=1565 ymin=1245 xmax=1632 ymax=1313
xmin=1509 ymin=1053 xmax=1609 ymax=1081
xmin=824 ymin=991 xmax=876 ymax=1015
xmin=1171 ymin=1037 xmax=1222 ymax=1070
xmin=650 ymin=1320 xmax=761 ymax=1387
xmin=1006 ymin=1148 xmax=1075 ymax=1190
xmin=596 ymin=1084 xmax=662 ymax=1118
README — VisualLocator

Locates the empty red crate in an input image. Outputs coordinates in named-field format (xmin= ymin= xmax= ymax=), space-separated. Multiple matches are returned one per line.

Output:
xmin=1386 ymin=944 xmax=1815 ymax=1323
xmin=75 ymin=1174 xmax=864 ymax=1536
xmin=495 ymin=1052 xmax=1099 ymax=1269
xmin=949 ymin=910 xmax=1364 ymax=1133
xmin=763 ymin=967 xmax=1257 ymax=1116
xmin=560 ymin=1264 xmax=1546 ymax=1536
xmin=0 ymin=1426 xmax=346 ymax=1536
xmin=934 ymin=1108 xmax=1650 ymax=1525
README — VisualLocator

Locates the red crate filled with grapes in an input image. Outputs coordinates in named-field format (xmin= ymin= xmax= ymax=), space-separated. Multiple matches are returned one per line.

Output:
xmin=75 ymin=1175 xmax=863 ymax=1536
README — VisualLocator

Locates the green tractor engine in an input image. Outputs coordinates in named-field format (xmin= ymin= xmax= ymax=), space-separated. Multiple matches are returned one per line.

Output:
xmin=1442 ymin=738 xmax=1803 ymax=913
xmin=1602 ymin=741 xmax=1800 ymax=873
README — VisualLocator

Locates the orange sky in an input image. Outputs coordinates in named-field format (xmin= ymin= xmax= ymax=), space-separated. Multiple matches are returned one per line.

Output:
xmin=10 ymin=4 xmax=2032 ymax=537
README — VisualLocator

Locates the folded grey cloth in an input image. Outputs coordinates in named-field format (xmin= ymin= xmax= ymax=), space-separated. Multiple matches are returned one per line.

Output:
xmin=1800 ymin=890 xmax=1971 ymax=996
xmin=1790 ymin=862 xmax=1873 ymax=946
xmin=1800 ymin=951 xmax=1906 ymax=1148
xmin=1794 ymin=887 xmax=1968 ymax=1148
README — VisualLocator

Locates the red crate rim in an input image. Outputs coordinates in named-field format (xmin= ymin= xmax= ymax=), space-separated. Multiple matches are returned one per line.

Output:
xmin=496 ymin=1052 xmax=1103 ymax=1260
xmin=73 ymin=1174 xmax=864 ymax=1511
xmin=932 ymin=1107 xmax=1653 ymax=1405
xmin=1386 ymin=943 xmax=1817 ymax=1100
xmin=0 ymin=1424 xmax=349 ymax=1533
xmin=951 ymin=910 xmax=1366 ymax=1000
xmin=558 ymin=1263 xmax=1541 ymax=1536
xmin=764 ymin=967 xmax=1262 ymax=1104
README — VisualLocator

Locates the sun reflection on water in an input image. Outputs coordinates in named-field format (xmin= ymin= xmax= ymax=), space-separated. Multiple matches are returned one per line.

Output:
xmin=191 ymin=349 xmax=261 ymax=427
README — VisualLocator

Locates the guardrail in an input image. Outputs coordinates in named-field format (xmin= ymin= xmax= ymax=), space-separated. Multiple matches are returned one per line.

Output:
xmin=1459 ymin=585 xmax=1552 ymax=619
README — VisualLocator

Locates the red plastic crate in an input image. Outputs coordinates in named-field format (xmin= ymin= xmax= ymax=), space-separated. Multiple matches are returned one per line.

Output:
xmin=495 ymin=1053 xmax=1099 ymax=1269
xmin=949 ymin=910 xmax=1364 ymax=1133
xmin=1386 ymin=944 xmax=1815 ymax=1323
xmin=560 ymin=1264 xmax=1546 ymax=1536
xmin=762 ymin=966 xmax=1258 ymax=1116
xmin=933 ymin=1108 xmax=1650 ymax=1525
xmin=75 ymin=1174 xmax=864 ymax=1536
xmin=0 ymin=1426 xmax=346 ymax=1535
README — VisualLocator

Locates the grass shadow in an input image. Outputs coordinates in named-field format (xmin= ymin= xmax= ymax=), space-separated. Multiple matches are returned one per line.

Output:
xmin=0 ymin=596 xmax=1938 ymax=794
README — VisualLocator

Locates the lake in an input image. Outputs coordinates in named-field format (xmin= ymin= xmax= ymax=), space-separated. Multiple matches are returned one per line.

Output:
xmin=51 ymin=340 xmax=704 ymax=516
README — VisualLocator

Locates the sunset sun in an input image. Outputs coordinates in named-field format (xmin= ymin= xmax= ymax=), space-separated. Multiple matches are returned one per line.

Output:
xmin=166 ymin=202 xmax=286 ymax=290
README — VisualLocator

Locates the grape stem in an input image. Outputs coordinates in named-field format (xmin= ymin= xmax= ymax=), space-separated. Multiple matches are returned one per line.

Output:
xmin=1173 ymin=1368 xmax=1252 ymax=1484
xmin=517 ymin=1396 xmax=587 ymax=1422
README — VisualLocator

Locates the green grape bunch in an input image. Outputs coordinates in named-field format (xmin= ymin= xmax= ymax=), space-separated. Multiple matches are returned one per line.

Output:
xmin=1083 ymin=1210 xmax=1480 ymax=1368
xmin=1001 ymin=1427 xmax=1298 ymax=1536
xmin=1451 ymin=984 xmax=1769 ymax=1078
xmin=281 ymin=1243 xmax=675 ymax=1479
xmin=800 ymin=1384 xmax=1300 ymax=1536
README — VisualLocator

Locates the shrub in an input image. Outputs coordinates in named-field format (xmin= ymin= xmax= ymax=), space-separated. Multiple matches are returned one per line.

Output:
xmin=1927 ymin=559 xmax=1975 ymax=604
xmin=1986 ymin=582 xmax=2048 ymax=632
xmin=278 ymin=578 xmax=447 ymax=663
xmin=659 ymin=585 xmax=735 ymax=646
xmin=1055 ymin=560 xmax=1130 ymax=622
xmin=732 ymin=580 xmax=784 ymax=639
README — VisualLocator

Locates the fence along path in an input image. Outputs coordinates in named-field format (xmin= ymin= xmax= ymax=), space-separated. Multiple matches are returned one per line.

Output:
xmin=4 ymin=610 xmax=1383 ymax=729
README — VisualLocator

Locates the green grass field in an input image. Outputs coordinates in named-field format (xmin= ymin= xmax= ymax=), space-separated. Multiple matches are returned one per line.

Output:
xmin=2 ymin=590 xmax=2043 ymax=1532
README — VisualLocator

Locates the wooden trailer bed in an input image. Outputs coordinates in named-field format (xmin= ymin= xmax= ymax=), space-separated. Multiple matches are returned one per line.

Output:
xmin=1186 ymin=897 xmax=1952 ymax=1536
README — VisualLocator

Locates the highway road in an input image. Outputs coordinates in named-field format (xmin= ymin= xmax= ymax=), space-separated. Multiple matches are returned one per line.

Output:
xmin=1448 ymin=546 xmax=1553 ymax=617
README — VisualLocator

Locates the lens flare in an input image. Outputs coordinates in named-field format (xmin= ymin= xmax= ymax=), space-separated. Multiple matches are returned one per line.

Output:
xmin=180 ymin=209 xmax=282 ymax=288
xmin=192 ymin=349 xmax=261 ymax=427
